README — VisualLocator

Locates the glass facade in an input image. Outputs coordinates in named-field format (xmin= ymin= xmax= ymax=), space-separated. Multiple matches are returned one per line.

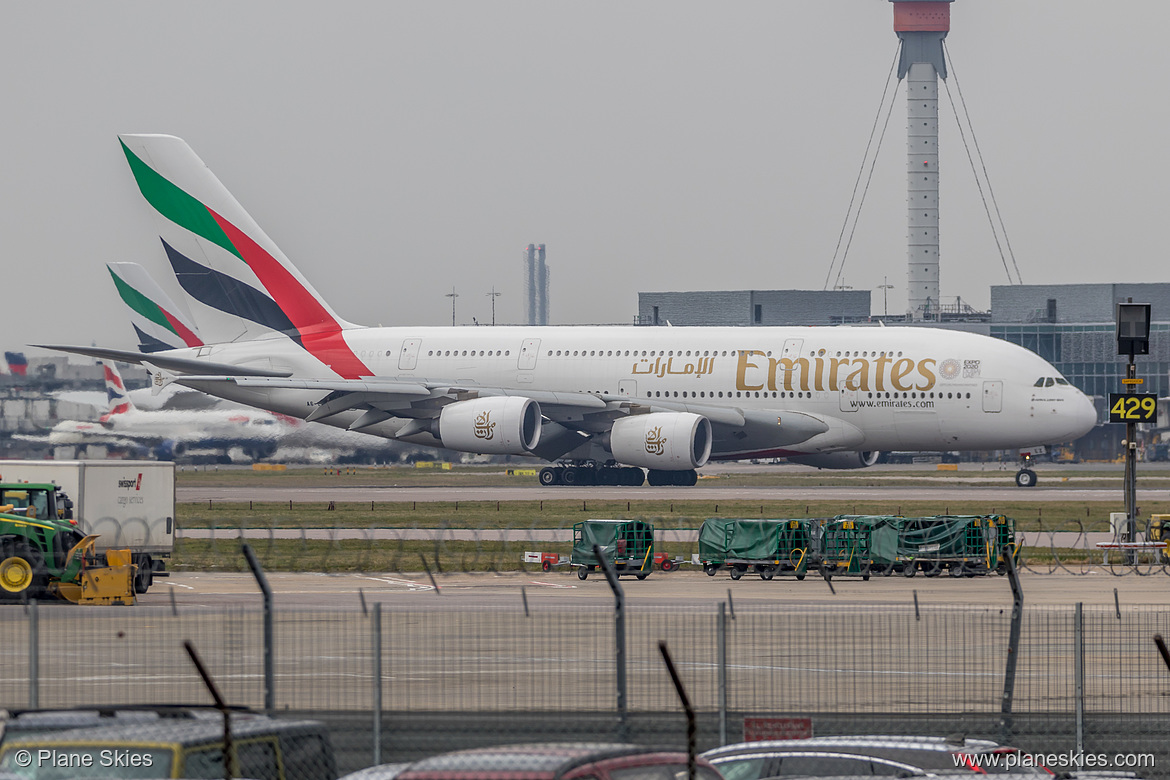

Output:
xmin=991 ymin=323 xmax=1170 ymax=399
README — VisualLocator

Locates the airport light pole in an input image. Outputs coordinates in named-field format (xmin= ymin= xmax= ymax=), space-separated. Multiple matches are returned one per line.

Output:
xmin=445 ymin=287 xmax=459 ymax=327
xmin=878 ymin=277 xmax=894 ymax=317
xmin=486 ymin=287 xmax=501 ymax=326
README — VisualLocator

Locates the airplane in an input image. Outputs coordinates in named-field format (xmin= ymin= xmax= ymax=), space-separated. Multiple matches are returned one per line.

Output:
xmin=43 ymin=134 xmax=1098 ymax=488
xmin=42 ymin=361 xmax=295 ymax=461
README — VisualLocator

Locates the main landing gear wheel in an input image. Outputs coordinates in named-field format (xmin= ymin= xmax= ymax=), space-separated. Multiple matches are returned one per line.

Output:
xmin=538 ymin=467 xmax=560 ymax=486
xmin=1015 ymin=469 xmax=1037 ymax=488
xmin=647 ymin=469 xmax=698 ymax=487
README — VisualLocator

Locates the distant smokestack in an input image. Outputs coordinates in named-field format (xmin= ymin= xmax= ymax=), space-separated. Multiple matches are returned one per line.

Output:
xmin=536 ymin=244 xmax=549 ymax=326
xmin=524 ymin=244 xmax=537 ymax=326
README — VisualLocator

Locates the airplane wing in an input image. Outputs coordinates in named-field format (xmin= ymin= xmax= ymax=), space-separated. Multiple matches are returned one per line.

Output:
xmin=34 ymin=345 xmax=293 ymax=378
xmin=172 ymin=374 xmax=833 ymax=453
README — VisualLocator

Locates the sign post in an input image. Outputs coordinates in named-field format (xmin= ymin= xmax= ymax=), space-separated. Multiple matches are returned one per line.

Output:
xmin=1115 ymin=301 xmax=1152 ymax=562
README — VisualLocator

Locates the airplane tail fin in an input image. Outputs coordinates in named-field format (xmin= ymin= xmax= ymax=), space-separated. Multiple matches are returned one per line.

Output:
xmin=99 ymin=361 xmax=134 ymax=420
xmin=107 ymin=262 xmax=204 ymax=353
xmin=117 ymin=134 xmax=370 ymax=378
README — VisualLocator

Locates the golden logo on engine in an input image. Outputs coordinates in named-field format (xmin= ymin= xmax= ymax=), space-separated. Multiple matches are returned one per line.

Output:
xmin=473 ymin=411 xmax=496 ymax=440
xmin=645 ymin=425 xmax=666 ymax=456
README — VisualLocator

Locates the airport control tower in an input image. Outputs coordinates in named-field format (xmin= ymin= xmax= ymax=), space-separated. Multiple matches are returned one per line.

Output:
xmin=890 ymin=0 xmax=952 ymax=321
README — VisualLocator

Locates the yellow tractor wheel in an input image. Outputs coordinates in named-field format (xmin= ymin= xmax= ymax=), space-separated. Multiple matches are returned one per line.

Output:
xmin=0 ymin=555 xmax=34 ymax=593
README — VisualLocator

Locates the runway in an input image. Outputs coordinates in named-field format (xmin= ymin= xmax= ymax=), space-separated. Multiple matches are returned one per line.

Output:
xmin=176 ymin=484 xmax=1158 ymax=503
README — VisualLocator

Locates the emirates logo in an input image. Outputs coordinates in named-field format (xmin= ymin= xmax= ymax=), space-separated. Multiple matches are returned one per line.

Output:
xmin=645 ymin=426 xmax=666 ymax=456
xmin=474 ymin=411 xmax=496 ymax=440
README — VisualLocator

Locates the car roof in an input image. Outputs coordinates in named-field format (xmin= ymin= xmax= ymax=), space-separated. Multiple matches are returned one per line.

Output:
xmin=2 ymin=715 xmax=325 ymax=749
xmin=703 ymin=736 xmax=1002 ymax=759
xmin=397 ymin=743 xmax=693 ymax=780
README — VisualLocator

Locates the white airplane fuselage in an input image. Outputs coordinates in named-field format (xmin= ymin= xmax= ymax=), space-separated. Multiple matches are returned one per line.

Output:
xmin=164 ymin=323 xmax=1097 ymax=459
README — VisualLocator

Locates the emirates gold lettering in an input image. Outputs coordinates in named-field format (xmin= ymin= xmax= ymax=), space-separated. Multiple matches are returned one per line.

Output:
xmin=645 ymin=426 xmax=667 ymax=455
xmin=633 ymin=347 xmax=943 ymax=394
xmin=473 ymin=411 xmax=496 ymax=440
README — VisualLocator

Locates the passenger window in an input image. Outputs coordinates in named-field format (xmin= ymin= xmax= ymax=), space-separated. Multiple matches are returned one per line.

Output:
xmin=778 ymin=756 xmax=873 ymax=775
xmin=713 ymin=758 xmax=768 ymax=780
xmin=183 ymin=740 xmax=280 ymax=780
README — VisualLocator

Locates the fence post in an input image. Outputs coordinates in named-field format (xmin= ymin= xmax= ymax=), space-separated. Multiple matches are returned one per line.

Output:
xmin=242 ymin=544 xmax=275 ymax=712
xmin=718 ymin=601 xmax=728 ymax=746
xmin=28 ymin=599 xmax=38 ymax=709
xmin=1000 ymin=552 xmax=1024 ymax=744
xmin=594 ymin=543 xmax=627 ymax=739
xmin=373 ymin=603 xmax=383 ymax=766
xmin=1075 ymin=602 xmax=1084 ymax=765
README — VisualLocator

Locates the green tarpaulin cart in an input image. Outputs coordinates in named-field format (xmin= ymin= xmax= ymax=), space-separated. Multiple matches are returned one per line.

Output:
xmin=698 ymin=518 xmax=819 ymax=580
xmin=819 ymin=515 xmax=901 ymax=579
xmin=898 ymin=515 xmax=1015 ymax=577
xmin=572 ymin=519 xmax=654 ymax=580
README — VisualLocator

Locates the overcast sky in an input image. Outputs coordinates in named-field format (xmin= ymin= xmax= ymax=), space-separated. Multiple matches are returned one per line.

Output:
xmin=4 ymin=1 xmax=1169 ymax=356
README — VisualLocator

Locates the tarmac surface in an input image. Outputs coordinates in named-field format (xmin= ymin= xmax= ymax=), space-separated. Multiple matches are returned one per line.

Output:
xmin=137 ymin=569 xmax=1166 ymax=609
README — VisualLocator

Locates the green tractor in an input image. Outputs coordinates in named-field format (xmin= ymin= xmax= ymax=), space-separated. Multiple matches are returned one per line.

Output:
xmin=0 ymin=484 xmax=136 ymax=605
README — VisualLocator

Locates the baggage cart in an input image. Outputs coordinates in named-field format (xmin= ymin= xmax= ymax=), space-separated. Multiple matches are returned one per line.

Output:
xmin=571 ymin=519 xmax=654 ymax=580
xmin=698 ymin=518 xmax=819 ymax=580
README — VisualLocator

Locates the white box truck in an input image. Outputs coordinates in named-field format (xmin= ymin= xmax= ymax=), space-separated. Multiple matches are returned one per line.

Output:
xmin=0 ymin=460 xmax=173 ymax=593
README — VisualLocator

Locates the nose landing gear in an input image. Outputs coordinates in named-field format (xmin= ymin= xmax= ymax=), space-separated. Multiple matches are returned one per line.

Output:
xmin=1015 ymin=451 xmax=1038 ymax=488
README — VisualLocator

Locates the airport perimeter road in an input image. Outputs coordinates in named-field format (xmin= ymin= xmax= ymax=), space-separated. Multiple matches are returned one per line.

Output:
xmin=176 ymin=484 xmax=1165 ymax=503
xmin=141 ymin=569 xmax=1164 ymax=609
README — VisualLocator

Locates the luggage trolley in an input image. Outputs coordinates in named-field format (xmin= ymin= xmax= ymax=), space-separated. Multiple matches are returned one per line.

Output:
xmin=899 ymin=515 xmax=1001 ymax=577
xmin=820 ymin=515 xmax=898 ymax=580
xmin=572 ymin=519 xmax=655 ymax=580
xmin=698 ymin=518 xmax=819 ymax=580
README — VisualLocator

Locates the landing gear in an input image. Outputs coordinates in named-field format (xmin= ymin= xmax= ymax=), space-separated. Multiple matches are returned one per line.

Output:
xmin=1015 ymin=469 xmax=1037 ymax=488
xmin=647 ymin=469 xmax=698 ymax=486
xmin=1015 ymin=452 xmax=1038 ymax=488
xmin=537 ymin=462 xmax=648 ymax=487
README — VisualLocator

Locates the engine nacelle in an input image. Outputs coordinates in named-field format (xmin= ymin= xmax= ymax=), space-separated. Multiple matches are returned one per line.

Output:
xmin=438 ymin=397 xmax=541 ymax=455
xmin=787 ymin=451 xmax=881 ymax=470
xmin=153 ymin=440 xmax=186 ymax=461
xmin=609 ymin=412 xmax=712 ymax=470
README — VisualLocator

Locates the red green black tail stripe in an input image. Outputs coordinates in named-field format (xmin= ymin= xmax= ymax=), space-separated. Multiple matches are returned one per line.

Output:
xmin=122 ymin=141 xmax=369 ymax=378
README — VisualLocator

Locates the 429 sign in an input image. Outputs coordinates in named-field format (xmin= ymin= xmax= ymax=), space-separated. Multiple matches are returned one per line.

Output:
xmin=1109 ymin=393 xmax=1158 ymax=423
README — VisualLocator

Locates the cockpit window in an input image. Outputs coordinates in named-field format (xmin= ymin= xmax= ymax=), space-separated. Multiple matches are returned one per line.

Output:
xmin=1044 ymin=377 xmax=1055 ymax=387
xmin=1034 ymin=378 xmax=1046 ymax=387
xmin=1055 ymin=377 xmax=1070 ymax=386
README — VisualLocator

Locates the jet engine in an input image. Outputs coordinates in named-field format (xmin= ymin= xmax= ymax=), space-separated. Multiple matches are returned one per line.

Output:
xmin=153 ymin=440 xmax=186 ymax=461
xmin=438 ymin=397 xmax=542 ymax=455
xmin=787 ymin=451 xmax=881 ymax=470
xmin=609 ymin=412 xmax=712 ymax=470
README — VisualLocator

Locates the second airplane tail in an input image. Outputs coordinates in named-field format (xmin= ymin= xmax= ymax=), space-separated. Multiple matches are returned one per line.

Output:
xmin=107 ymin=262 xmax=203 ymax=353
xmin=99 ymin=361 xmax=133 ymax=421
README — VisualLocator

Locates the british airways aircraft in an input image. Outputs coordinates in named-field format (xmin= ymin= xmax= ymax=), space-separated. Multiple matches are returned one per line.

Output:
xmin=44 ymin=135 xmax=1096 ymax=488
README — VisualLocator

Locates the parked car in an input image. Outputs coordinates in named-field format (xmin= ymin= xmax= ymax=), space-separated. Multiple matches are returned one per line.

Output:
xmin=396 ymin=743 xmax=724 ymax=780
xmin=701 ymin=736 xmax=1047 ymax=778
xmin=0 ymin=712 xmax=335 ymax=780
xmin=0 ymin=706 xmax=232 ymax=749
xmin=338 ymin=764 xmax=413 ymax=780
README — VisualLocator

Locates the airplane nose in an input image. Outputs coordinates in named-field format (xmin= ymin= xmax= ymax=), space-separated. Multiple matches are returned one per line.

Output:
xmin=1068 ymin=391 xmax=1098 ymax=439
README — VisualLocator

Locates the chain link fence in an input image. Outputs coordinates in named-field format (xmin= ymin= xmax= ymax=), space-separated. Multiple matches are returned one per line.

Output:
xmin=2 ymin=599 xmax=1169 ymax=776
